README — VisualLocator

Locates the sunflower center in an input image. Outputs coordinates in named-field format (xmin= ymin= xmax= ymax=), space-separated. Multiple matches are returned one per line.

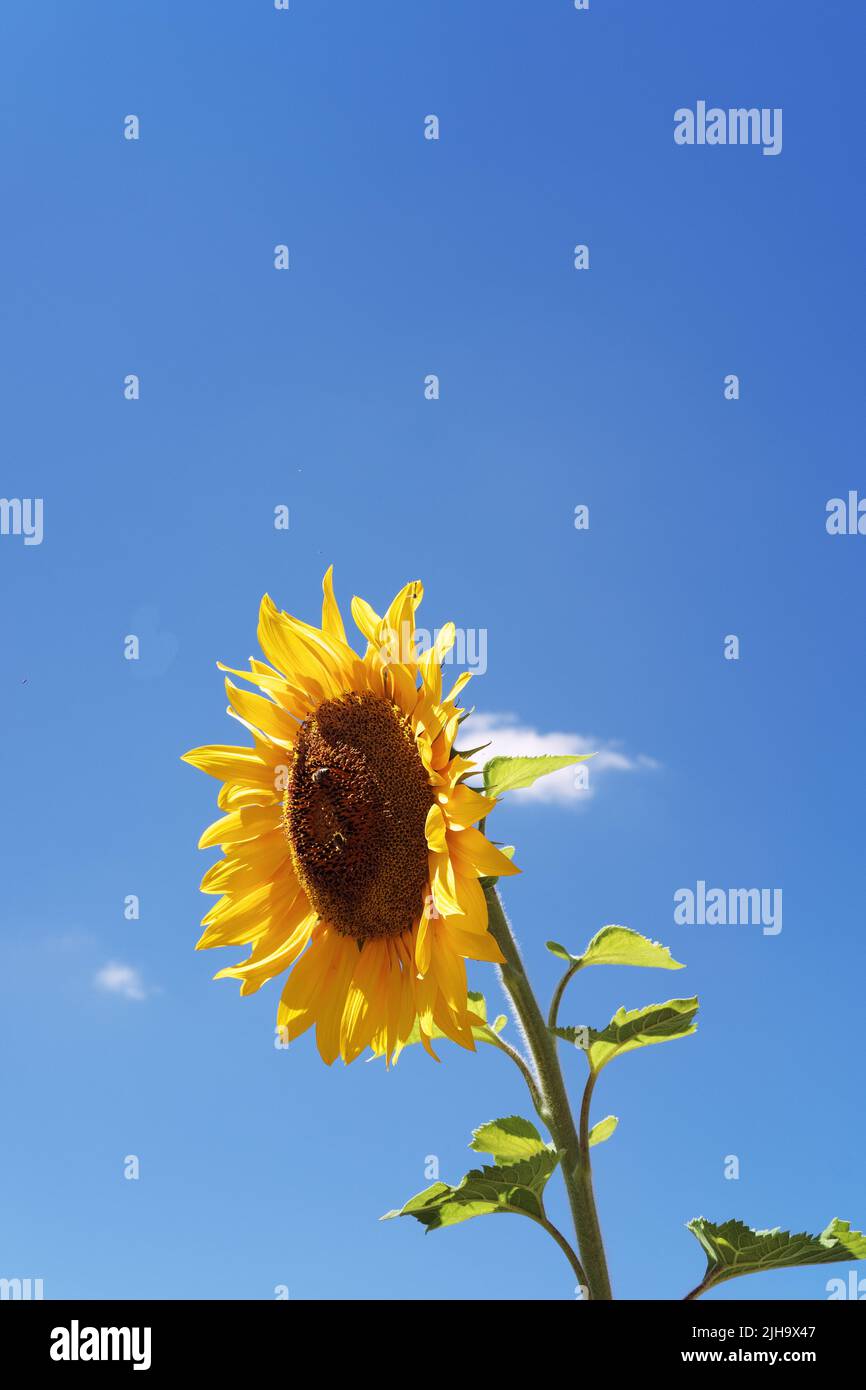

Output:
xmin=284 ymin=691 xmax=434 ymax=941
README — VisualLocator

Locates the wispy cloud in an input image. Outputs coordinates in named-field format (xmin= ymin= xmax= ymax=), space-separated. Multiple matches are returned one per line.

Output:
xmin=457 ymin=712 xmax=658 ymax=805
xmin=94 ymin=961 xmax=149 ymax=1001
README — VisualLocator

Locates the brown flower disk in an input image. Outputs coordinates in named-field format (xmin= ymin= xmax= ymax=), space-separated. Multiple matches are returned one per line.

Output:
xmin=285 ymin=691 xmax=434 ymax=941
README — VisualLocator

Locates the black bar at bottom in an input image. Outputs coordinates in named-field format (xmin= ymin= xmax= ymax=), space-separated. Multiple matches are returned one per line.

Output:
xmin=2 ymin=1296 xmax=862 ymax=1374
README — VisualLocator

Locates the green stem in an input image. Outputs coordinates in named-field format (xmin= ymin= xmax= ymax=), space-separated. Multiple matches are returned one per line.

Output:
xmin=483 ymin=882 xmax=613 ymax=1300
xmin=537 ymin=1213 xmax=589 ymax=1290
xmin=576 ymin=1065 xmax=607 ymax=1275
xmin=578 ymin=1066 xmax=598 ymax=1152
xmin=683 ymin=1277 xmax=712 ymax=1301
xmin=483 ymin=1030 xmax=544 ymax=1117
xmin=548 ymin=959 xmax=582 ymax=1032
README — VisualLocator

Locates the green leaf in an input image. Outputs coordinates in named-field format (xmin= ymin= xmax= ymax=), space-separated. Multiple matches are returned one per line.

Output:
xmin=547 ymin=941 xmax=576 ymax=962
xmin=465 ymin=990 xmax=507 ymax=1037
xmin=547 ymin=925 xmax=684 ymax=972
xmin=553 ymin=997 xmax=699 ymax=1071
xmin=470 ymin=1116 xmax=550 ymax=1163
xmin=382 ymin=1150 xmax=559 ymax=1230
xmin=388 ymin=990 xmax=506 ymax=1059
xmin=588 ymin=1115 xmax=619 ymax=1147
xmin=687 ymin=1217 xmax=866 ymax=1291
xmin=482 ymin=754 xmax=590 ymax=798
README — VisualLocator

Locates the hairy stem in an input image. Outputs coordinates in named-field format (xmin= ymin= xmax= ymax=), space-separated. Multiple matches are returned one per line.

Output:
xmin=573 ymin=1061 xmax=611 ymax=1302
xmin=578 ymin=1067 xmax=598 ymax=1152
xmin=483 ymin=882 xmax=613 ymax=1300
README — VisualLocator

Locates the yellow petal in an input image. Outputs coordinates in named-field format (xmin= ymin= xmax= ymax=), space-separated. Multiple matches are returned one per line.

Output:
xmin=443 ymin=669 xmax=473 ymax=705
xmin=340 ymin=940 xmax=389 ymax=1062
xmin=277 ymin=934 xmax=335 ymax=1041
xmin=448 ymin=872 xmax=489 ymax=932
xmin=321 ymin=565 xmax=348 ymax=646
xmin=424 ymin=803 xmax=449 ymax=854
xmin=225 ymin=680 xmax=297 ymax=747
xmin=440 ymin=920 xmax=504 ymax=964
xmin=383 ymin=580 xmax=424 ymax=652
xmin=217 ymin=661 xmax=314 ymax=722
xmin=215 ymin=910 xmax=317 ymax=995
xmin=382 ymin=939 xmax=407 ymax=1062
xmin=438 ymin=783 xmax=496 ymax=829
xmin=447 ymin=826 xmax=520 ymax=879
xmin=429 ymin=849 xmax=463 ymax=916
xmin=182 ymin=743 xmax=273 ymax=784
xmin=198 ymin=802 xmax=283 ymax=850
xmin=383 ymin=662 xmax=419 ymax=716
xmin=258 ymin=595 xmax=337 ymax=699
xmin=432 ymin=992 xmax=476 ymax=1052
xmin=197 ymin=877 xmax=306 ymax=949
xmin=199 ymin=830 xmax=288 ymax=895
xmin=415 ymin=909 xmax=433 ymax=976
xmin=414 ymin=969 xmax=438 ymax=1037
xmin=315 ymin=934 xmax=360 ymax=1064
xmin=430 ymin=933 xmax=468 ymax=1015
xmin=350 ymin=595 xmax=382 ymax=647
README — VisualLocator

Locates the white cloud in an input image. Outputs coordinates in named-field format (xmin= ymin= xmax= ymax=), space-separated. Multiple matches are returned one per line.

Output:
xmin=457 ymin=712 xmax=658 ymax=806
xmin=94 ymin=961 xmax=149 ymax=1001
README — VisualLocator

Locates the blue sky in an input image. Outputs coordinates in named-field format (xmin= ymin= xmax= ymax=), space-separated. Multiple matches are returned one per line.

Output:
xmin=2 ymin=0 xmax=864 ymax=1301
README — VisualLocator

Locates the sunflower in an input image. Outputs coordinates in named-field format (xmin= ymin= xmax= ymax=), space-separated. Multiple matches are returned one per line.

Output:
xmin=182 ymin=569 xmax=518 ymax=1065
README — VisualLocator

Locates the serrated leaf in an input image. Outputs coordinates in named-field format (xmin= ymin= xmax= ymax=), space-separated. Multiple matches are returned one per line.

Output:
xmin=547 ymin=925 xmax=684 ymax=972
xmin=588 ymin=1115 xmax=618 ymax=1147
xmin=688 ymin=1217 xmax=866 ymax=1290
xmin=589 ymin=998 xmax=698 ymax=1070
xmin=482 ymin=754 xmax=589 ymax=798
xmin=554 ymin=997 xmax=699 ymax=1071
xmin=383 ymin=1150 xmax=559 ymax=1230
xmin=384 ymin=990 xmax=505 ymax=1059
xmin=470 ymin=1116 xmax=550 ymax=1163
